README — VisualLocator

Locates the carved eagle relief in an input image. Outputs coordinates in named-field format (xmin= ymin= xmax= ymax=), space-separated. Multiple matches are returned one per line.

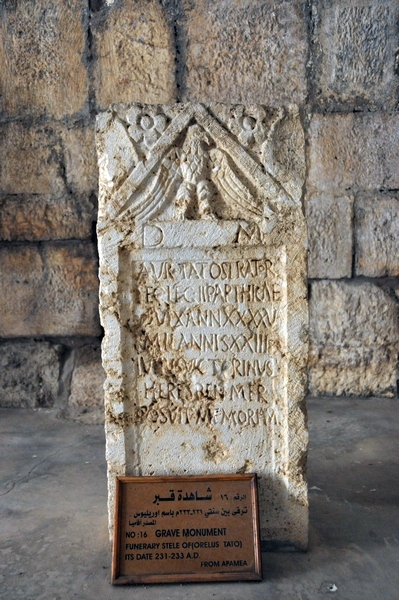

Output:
xmin=166 ymin=123 xmax=263 ymax=222
xmin=96 ymin=103 xmax=303 ymax=235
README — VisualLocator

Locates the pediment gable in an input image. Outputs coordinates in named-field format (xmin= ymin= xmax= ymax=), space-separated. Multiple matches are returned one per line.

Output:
xmin=96 ymin=103 xmax=304 ymax=232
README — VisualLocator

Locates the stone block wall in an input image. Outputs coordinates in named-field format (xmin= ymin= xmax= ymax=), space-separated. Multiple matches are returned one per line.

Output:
xmin=0 ymin=0 xmax=398 ymax=420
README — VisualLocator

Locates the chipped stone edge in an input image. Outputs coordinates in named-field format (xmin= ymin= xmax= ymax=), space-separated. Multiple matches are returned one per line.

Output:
xmin=97 ymin=103 xmax=309 ymax=550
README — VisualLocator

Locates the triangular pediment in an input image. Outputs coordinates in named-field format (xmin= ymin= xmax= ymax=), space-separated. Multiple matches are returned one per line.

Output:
xmin=97 ymin=103 xmax=303 ymax=231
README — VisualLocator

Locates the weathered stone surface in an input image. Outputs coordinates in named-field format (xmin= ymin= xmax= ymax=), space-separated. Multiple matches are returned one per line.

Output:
xmin=184 ymin=0 xmax=307 ymax=105
xmin=92 ymin=0 xmax=176 ymax=109
xmin=0 ymin=122 xmax=65 ymax=195
xmin=0 ymin=0 xmax=88 ymax=119
xmin=306 ymin=193 xmax=353 ymax=279
xmin=62 ymin=125 xmax=99 ymax=195
xmin=0 ymin=121 xmax=99 ymax=199
xmin=0 ymin=341 xmax=61 ymax=408
xmin=0 ymin=243 xmax=101 ymax=337
xmin=0 ymin=194 xmax=96 ymax=241
xmin=97 ymin=103 xmax=308 ymax=549
xmin=355 ymin=193 xmax=399 ymax=277
xmin=309 ymin=281 xmax=398 ymax=397
xmin=66 ymin=345 xmax=105 ymax=424
xmin=313 ymin=0 xmax=399 ymax=109
xmin=308 ymin=113 xmax=399 ymax=193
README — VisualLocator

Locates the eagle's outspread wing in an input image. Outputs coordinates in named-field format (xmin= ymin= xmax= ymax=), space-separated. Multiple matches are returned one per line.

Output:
xmin=210 ymin=148 xmax=263 ymax=219
xmin=120 ymin=151 xmax=182 ymax=226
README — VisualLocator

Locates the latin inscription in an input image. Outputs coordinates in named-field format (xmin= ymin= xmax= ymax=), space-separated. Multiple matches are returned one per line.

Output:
xmin=128 ymin=243 xmax=286 ymax=429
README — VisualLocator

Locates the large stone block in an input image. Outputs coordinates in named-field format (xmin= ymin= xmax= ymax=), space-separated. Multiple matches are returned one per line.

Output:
xmin=312 ymin=0 xmax=399 ymax=109
xmin=309 ymin=281 xmax=398 ymax=397
xmin=184 ymin=0 xmax=308 ymax=105
xmin=0 ymin=121 xmax=98 ymax=201
xmin=306 ymin=193 xmax=353 ymax=279
xmin=0 ymin=122 xmax=65 ymax=195
xmin=66 ymin=345 xmax=105 ymax=424
xmin=355 ymin=193 xmax=399 ymax=277
xmin=61 ymin=124 xmax=98 ymax=195
xmin=308 ymin=113 xmax=399 ymax=193
xmin=0 ymin=341 xmax=61 ymax=408
xmin=0 ymin=243 xmax=101 ymax=337
xmin=0 ymin=193 xmax=96 ymax=241
xmin=97 ymin=103 xmax=308 ymax=550
xmin=0 ymin=0 xmax=88 ymax=119
xmin=92 ymin=0 xmax=176 ymax=109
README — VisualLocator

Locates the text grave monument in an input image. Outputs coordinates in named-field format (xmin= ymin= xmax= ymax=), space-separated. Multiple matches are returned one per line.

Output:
xmin=97 ymin=102 xmax=308 ymax=551
xmin=112 ymin=474 xmax=262 ymax=584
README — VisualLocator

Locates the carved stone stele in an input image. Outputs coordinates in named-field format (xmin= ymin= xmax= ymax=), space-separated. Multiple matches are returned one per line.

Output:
xmin=96 ymin=103 xmax=308 ymax=550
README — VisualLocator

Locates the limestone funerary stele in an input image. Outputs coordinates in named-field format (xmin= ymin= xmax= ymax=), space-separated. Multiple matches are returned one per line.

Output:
xmin=96 ymin=103 xmax=308 ymax=550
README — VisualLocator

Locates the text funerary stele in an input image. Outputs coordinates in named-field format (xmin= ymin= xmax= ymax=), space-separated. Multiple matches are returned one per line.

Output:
xmin=96 ymin=103 xmax=308 ymax=550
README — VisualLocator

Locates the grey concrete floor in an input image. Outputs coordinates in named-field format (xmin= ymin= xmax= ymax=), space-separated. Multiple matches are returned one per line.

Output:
xmin=0 ymin=397 xmax=398 ymax=600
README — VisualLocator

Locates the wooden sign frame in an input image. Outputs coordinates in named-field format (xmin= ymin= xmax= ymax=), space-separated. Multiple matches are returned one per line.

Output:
xmin=112 ymin=474 xmax=262 ymax=584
